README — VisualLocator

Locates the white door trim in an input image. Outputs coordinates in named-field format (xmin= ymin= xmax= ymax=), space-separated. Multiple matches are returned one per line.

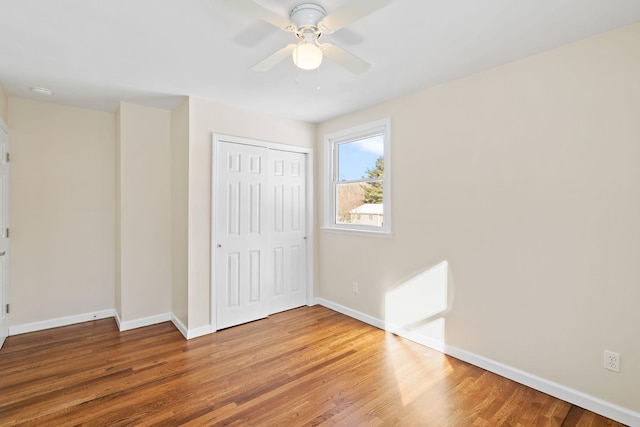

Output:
xmin=210 ymin=134 xmax=314 ymax=332
xmin=0 ymin=117 xmax=9 ymax=348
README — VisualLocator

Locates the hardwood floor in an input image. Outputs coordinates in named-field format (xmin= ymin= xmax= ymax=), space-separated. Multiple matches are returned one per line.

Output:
xmin=0 ymin=306 xmax=627 ymax=426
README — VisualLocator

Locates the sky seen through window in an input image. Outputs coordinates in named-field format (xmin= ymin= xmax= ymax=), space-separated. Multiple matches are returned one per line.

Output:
xmin=337 ymin=134 xmax=384 ymax=181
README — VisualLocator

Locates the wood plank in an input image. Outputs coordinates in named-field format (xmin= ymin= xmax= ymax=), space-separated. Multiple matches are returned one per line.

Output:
xmin=0 ymin=306 xmax=628 ymax=426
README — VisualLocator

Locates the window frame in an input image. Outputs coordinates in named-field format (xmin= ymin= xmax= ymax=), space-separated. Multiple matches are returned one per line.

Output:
xmin=323 ymin=117 xmax=391 ymax=237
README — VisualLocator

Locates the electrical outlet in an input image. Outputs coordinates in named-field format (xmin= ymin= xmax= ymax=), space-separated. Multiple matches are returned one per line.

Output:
xmin=604 ymin=350 xmax=620 ymax=372
xmin=352 ymin=282 xmax=359 ymax=294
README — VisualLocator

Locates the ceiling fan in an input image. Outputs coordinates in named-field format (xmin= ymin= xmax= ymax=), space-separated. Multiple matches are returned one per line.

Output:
xmin=225 ymin=0 xmax=392 ymax=74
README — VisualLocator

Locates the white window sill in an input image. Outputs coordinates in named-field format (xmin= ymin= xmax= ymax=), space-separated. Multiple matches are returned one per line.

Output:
xmin=321 ymin=226 xmax=392 ymax=239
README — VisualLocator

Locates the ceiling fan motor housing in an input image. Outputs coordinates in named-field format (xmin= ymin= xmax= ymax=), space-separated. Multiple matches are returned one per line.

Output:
xmin=290 ymin=3 xmax=326 ymax=29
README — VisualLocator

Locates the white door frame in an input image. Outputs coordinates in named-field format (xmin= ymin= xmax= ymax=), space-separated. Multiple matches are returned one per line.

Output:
xmin=210 ymin=134 xmax=314 ymax=332
xmin=0 ymin=117 xmax=9 ymax=348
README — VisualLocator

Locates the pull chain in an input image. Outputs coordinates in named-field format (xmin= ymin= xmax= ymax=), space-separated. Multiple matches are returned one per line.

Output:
xmin=295 ymin=48 xmax=300 ymax=85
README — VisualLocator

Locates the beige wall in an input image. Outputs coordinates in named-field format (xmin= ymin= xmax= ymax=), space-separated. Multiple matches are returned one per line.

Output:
xmin=4 ymin=93 xmax=314 ymax=332
xmin=0 ymin=84 xmax=7 ymax=123
xmin=317 ymin=23 xmax=640 ymax=412
xmin=9 ymin=98 xmax=115 ymax=325
xmin=171 ymin=100 xmax=189 ymax=326
xmin=116 ymin=102 xmax=172 ymax=322
xmin=187 ymin=97 xmax=316 ymax=329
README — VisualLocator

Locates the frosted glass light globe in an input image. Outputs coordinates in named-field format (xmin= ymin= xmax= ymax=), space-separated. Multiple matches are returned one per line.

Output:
xmin=292 ymin=43 xmax=323 ymax=70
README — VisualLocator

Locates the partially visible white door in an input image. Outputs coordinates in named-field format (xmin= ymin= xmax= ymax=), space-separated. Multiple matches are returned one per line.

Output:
xmin=215 ymin=142 xmax=270 ymax=330
xmin=0 ymin=124 xmax=9 ymax=348
xmin=269 ymin=150 xmax=307 ymax=314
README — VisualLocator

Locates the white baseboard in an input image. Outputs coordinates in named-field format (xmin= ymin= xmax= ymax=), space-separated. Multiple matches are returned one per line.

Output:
xmin=170 ymin=314 xmax=213 ymax=340
xmin=188 ymin=325 xmax=213 ymax=339
xmin=9 ymin=309 xmax=211 ymax=339
xmin=170 ymin=314 xmax=188 ymax=337
xmin=9 ymin=309 xmax=116 ymax=336
xmin=315 ymin=297 xmax=640 ymax=427
xmin=442 ymin=343 xmax=640 ymax=426
xmin=114 ymin=311 xmax=122 ymax=329
xmin=314 ymin=297 xmax=386 ymax=329
xmin=116 ymin=312 xmax=172 ymax=332
xmin=386 ymin=322 xmax=447 ymax=353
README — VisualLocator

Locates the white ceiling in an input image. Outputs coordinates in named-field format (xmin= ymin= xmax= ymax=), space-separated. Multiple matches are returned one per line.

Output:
xmin=1 ymin=0 xmax=639 ymax=123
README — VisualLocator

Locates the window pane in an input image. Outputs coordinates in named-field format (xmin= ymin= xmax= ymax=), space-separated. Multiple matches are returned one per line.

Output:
xmin=337 ymin=134 xmax=384 ymax=181
xmin=336 ymin=182 xmax=384 ymax=227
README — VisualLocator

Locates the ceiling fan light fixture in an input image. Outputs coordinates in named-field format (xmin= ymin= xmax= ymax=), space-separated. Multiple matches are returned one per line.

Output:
xmin=292 ymin=43 xmax=323 ymax=70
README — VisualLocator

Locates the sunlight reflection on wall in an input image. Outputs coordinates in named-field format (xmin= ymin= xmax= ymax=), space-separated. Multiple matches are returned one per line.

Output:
xmin=384 ymin=260 xmax=452 ymax=352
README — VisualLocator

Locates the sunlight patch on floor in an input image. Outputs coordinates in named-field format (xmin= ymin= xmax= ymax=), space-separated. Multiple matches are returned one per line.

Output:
xmin=384 ymin=260 xmax=454 ymax=406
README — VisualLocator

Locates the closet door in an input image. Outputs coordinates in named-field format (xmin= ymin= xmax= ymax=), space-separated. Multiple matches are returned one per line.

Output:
xmin=214 ymin=140 xmax=308 ymax=330
xmin=269 ymin=149 xmax=307 ymax=314
xmin=215 ymin=142 xmax=270 ymax=330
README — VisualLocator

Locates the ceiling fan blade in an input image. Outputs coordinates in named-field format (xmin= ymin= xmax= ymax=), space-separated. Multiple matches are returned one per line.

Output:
xmin=321 ymin=44 xmax=370 ymax=74
xmin=252 ymin=44 xmax=296 ymax=72
xmin=221 ymin=0 xmax=294 ymax=31
xmin=319 ymin=0 xmax=392 ymax=34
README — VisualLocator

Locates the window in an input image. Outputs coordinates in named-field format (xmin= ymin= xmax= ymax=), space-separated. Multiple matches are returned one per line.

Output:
xmin=323 ymin=118 xmax=391 ymax=236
